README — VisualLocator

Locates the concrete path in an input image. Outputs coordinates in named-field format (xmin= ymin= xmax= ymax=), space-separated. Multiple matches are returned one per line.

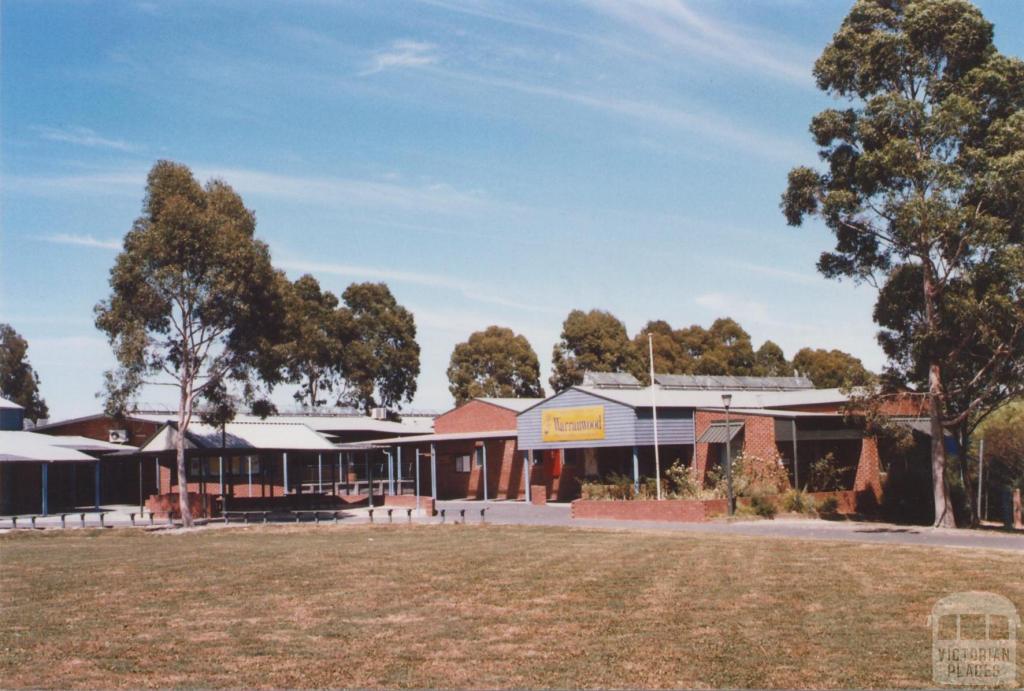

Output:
xmin=3 ymin=500 xmax=1021 ymax=552
xmin=434 ymin=499 xmax=1024 ymax=552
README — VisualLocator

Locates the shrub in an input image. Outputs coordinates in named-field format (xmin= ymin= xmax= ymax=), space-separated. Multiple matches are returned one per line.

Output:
xmin=780 ymin=489 xmax=816 ymax=514
xmin=749 ymin=493 xmax=777 ymax=518
xmin=665 ymin=459 xmax=698 ymax=498
xmin=808 ymin=452 xmax=845 ymax=492
xmin=818 ymin=496 xmax=840 ymax=517
xmin=711 ymin=451 xmax=790 ymax=498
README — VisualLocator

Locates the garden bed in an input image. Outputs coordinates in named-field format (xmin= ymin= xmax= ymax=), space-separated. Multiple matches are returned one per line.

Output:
xmin=571 ymin=490 xmax=873 ymax=523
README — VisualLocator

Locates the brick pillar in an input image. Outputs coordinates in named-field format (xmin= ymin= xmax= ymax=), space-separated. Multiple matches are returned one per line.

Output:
xmin=853 ymin=436 xmax=883 ymax=501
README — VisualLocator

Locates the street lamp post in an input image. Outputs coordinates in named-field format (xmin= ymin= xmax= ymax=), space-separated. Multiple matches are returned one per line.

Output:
xmin=722 ymin=393 xmax=735 ymax=516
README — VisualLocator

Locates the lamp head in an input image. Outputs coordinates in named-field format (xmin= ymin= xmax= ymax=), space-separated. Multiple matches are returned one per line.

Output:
xmin=721 ymin=393 xmax=732 ymax=409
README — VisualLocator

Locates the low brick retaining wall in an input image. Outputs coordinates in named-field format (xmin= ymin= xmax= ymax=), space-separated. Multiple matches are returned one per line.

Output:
xmin=572 ymin=499 xmax=711 ymax=522
xmin=383 ymin=495 xmax=435 ymax=515
xmin=145 ymin=492 xmax=218 ymax=519
xmin=571 ymin=490 xmax=872 ymax=523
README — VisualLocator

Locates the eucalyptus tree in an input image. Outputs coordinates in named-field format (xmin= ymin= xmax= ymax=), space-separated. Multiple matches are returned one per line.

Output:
xmin=95 ymin=161 xmax=287 ymax=526
xmin=0 ymin=323 xmax=48 ymax=423
xmin=447 ymin=325 xmax=543 ymax=405
xmin=782 ymin=0 xmax=1024 ymax=526
xmin=340 ymin=282 xmax=420 ymax=412
xmin=550 ymin=309 xmax=640 ymax=391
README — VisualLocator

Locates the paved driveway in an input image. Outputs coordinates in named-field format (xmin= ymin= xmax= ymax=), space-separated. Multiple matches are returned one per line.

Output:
xmin=436 ymin=499 xmax=1024 ymax=552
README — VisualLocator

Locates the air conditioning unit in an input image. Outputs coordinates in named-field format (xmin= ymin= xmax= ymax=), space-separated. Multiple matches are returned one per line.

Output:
xmin=108 ymin=429 xmax=129 ymax=444
xmin=370 ymin=407 xmax=389 ymax=420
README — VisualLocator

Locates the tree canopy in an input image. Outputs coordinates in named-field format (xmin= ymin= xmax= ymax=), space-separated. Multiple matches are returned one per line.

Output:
xmin=340 ymin=282 xmax=420 ymax=412
xmin=550 ymin=310 xmax=640 ymax=391
xmin=792 ymin=347 xmax=874 ymax=388
xmin=781 ymin=0 xmax=1024 ymax=526
xmin=278 ymin=274 xmax=357 ymax=409
xmin=0 ymin=323 xmax=49 ymax=423
xmin=95 ymin=160 xmax=287 ymax=526
xmin=447 ymin=326 xmax=543 ymax=405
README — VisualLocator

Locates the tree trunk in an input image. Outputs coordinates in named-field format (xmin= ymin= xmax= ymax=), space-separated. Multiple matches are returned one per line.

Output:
xmin=176 ymin=378 xmax=194 ymax=528
xmin=929 ymin=363 xmax=955 ymax=528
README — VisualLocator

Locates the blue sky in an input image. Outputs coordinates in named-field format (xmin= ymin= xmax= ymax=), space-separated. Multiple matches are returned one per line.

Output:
xmin=2 ymin=0 xmax=1022 ymax=420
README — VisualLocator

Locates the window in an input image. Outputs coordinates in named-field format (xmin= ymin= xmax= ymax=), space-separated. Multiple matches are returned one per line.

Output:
xmin=455 ymin=455 xmax=472 ymax=473
xmin=189 ymin=457 xmax=259 ymax=478
xmin=475 ymin=446 xmax=484 ymax=467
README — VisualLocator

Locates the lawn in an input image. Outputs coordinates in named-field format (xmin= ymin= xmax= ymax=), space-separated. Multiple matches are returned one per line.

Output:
xmin=1 ymin=525 xmax=1021 ymax=689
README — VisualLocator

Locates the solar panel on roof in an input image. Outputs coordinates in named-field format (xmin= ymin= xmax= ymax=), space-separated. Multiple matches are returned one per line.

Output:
xmin=582 ymin=371 xmax=642 ymax=388
xmin=653 ymin=374 xmax=814 ymax=391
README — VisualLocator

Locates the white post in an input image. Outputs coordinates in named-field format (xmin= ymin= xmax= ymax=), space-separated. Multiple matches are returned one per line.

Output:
xmin=317 ymin=453 xmax=323 ymax=493
xmin=978 ymin=438 xmax=985 ymax=522
xmin=430 ymin=443 xmax=437 ymax=502
xmin=397 ymin=446 xmax=403 ymax=495
xmin=481 ymin=442 xmax=489 ymax=502
xmin=523 ymin=450 xmax=531 ymax=503
xmin=649 ymin=334 xmax=662 ymax=500
xmin=415 ymin=448 xmax=421 ymax=512
xmin=247 ymin=456 xmax=253 ymax=496
xmin=218 ymin=456 xmax=224 ymax=496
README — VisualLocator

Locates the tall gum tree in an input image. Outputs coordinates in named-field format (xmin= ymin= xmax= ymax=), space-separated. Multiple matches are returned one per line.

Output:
xmin=95 ymin=161 xmax=287 ymax=527
xmin=782 ymin=0 xmax=1024 ymax=527
xmin=0 ymin=323 xmax=49 ymax=424
xmin=447 ymin=326 xmax=543 ymax=405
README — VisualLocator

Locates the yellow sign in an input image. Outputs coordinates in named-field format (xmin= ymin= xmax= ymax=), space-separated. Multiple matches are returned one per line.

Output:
xmin=541 ymin=406 xmax=606 ymax=442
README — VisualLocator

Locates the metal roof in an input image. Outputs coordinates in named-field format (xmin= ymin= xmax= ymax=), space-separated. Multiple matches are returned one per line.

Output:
xmin=365 ymin=429 xmax=519 ymax=446
xmin=45 ymin=435 xmax=139 ymax=453
xmin=135 ymin=421 xmax=339 ymax=453
xmin=655 ymin=374 xmax=814 ymax=391
xmin=570 ymin=385 xmax=850 ymax=410
xmin=476 ymin=397 xmax=546 ymax=413
xmin=696 ymin=421 xmax=745 ymax=444
xmin=582 ymin=371 xmax=642 ymax=388
xmin=35 ymin=411 xmax=433 ymax=436
xmin=0 ymin=432 xmax=99 ymax=463
xmin=0 ymin=396 xmax=24 ymax=410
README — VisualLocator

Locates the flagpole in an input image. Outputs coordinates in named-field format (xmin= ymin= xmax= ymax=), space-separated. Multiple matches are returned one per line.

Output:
xmin=649 ymin=334 xmax=662 ymax=500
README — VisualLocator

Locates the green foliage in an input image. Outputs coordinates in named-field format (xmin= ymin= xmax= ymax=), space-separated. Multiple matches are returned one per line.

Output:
xmin=708 ymin=451 xmax=791 ymax=498
xmin=94 ymin=160 xmax=287 ymax=420
xmin=808 ymin=453 xmax=846 ymax=493
xmin=0 ymin=323 xmax=48 ymax=423
xmin=665 ymin=459 xmax=698 ymax=498
xmin=780 ymin=489 xmax=817 ymax=514
xmin=550 ymin=310 xmax=640 ymax=391
xmin=748 ymin=493 xmax=777 ymax=519
xmin=278 ymin=275 xmax=351 ymax=408
xmin=817 ymin=496 xmax=840 ymax=517
xmin=782 ymin=0 xmax=1024 ymax=526
xmin=340 ymin=282 xmax=420 ymax=412
xmin=447 ymin=326 xmax=543 ymax=405
xmin=976 ymin=402 xmax=1024 ymax=490
xmin=579 ymin=472 xmax=637 ymax=500
xmin=754 ymin=340 xmax=790 ymax=377
xmin=792 ymin=348 xmax=874 ymax=388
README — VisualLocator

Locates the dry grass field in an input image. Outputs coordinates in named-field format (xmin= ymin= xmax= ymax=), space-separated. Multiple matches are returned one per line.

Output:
xmin=1 ymin=524 xmax=1021 ymax=689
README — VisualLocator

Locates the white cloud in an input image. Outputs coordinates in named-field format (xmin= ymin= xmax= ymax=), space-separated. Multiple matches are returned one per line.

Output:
xmin=43 ymin=233 xmax=121 ymax=250
xmin=277 ymin=258 xmax=557 ymax=313
xmin=425 ymin=66 xmax=809 ymax=162
xmin=584 ymin=0 xmax=812 ymax=86
xmin=8 ymin=165 xmax=494 ymax=217
xmin=363 ymin=40 xmax=439 ymax=75
xmin=32 ymin=125 xmax=139 ymax=152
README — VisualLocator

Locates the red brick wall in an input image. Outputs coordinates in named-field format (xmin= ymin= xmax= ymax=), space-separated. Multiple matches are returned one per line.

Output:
xmin=572 ymin=499 xmax=710 ymax=522
xmin=429 ymin=438 xmax=525 ymax=500
xmin=433 ymin=400 xmax=518 ymax=434
xmin=853 ymin=436 xmax=882 ymax=500
xmin=693 ymin=411 xmax=778 ymax=485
